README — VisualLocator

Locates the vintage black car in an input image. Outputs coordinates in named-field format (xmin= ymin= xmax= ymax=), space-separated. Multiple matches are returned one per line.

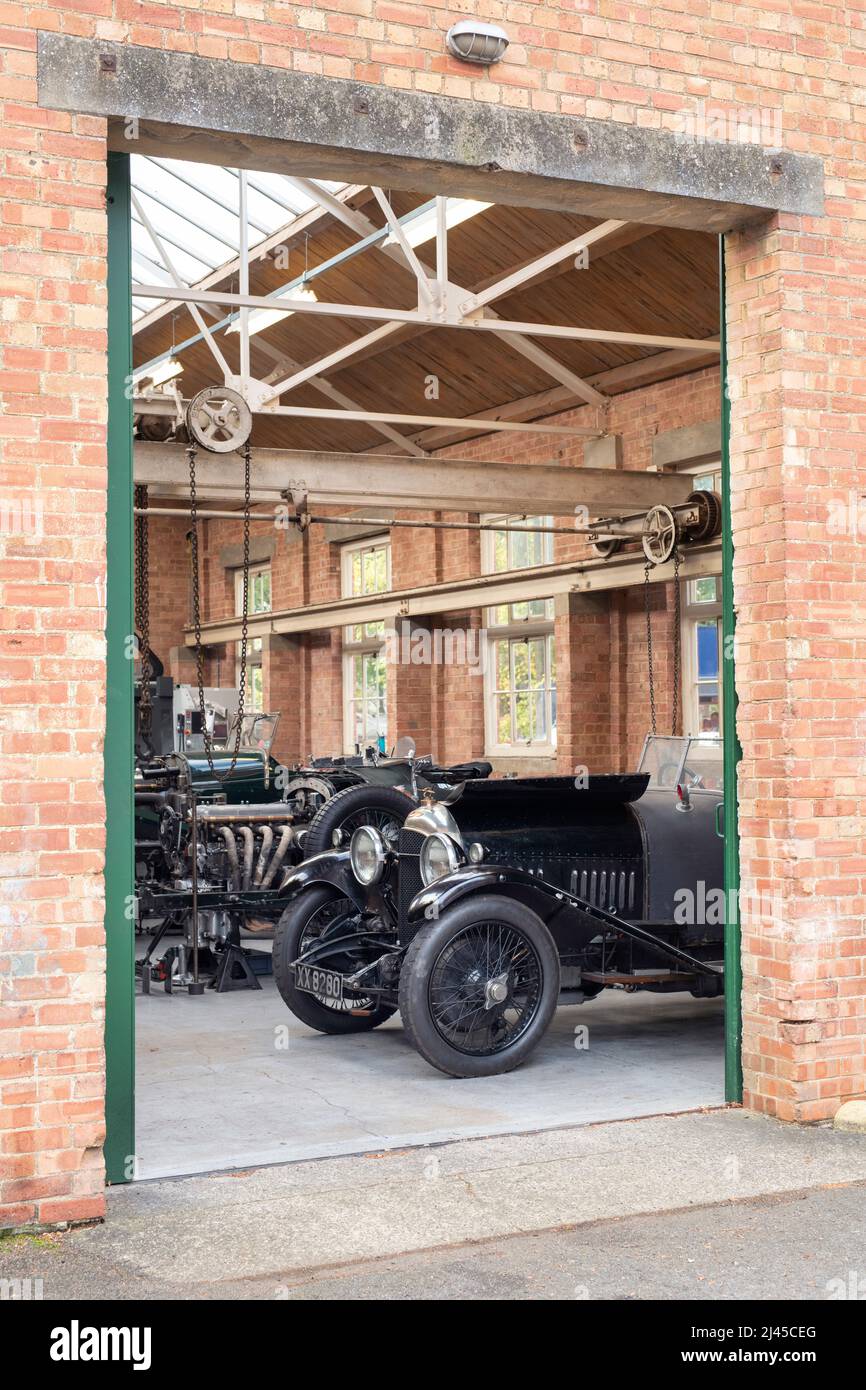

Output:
xmin=273 ymin=736 xmax=726 ymax=1076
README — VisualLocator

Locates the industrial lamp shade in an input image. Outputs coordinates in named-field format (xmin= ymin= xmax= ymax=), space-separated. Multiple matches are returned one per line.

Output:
xmin=445 ymin=20 xmax=509 ymax=65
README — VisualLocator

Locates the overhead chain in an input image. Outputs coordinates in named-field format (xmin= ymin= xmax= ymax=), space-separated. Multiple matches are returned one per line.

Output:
xmin=134 ymin=483 xmax=152 ymax=738
xmin=671 ymin=547 xmax=682 ymax=736
xmin=645 ymin=547 xmax=683 ymax=739
xmin=644 ymin=560 xmax=656 ymax=737
xmin=188 ymin=438 xmax=251 ymax=781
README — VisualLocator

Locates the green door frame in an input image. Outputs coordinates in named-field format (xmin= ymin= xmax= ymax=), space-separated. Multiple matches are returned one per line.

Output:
xmin=719 ymin=236 xmax=743 ymax=1103
xmin=104 ymin=151 xmax=135 ymax=1183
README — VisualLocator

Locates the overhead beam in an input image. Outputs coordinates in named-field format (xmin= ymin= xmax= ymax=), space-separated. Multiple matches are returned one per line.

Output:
xmin=184 ymin=543 xmax=721 ymax=646
xmin=134 ymin=442 xmax=694 ymax=515
xmin=133 ymin=397 xmax=602 ymax=437
xmin=133 ymin=284 xmax=721 ymax=354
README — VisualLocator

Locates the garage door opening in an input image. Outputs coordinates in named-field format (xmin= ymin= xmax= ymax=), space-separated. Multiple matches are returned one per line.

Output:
xmin=106 ymin=148 xmax=736 ymax=1182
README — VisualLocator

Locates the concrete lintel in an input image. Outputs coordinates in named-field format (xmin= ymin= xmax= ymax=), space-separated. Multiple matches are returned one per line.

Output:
xmin=584 ymin=435 xmax=622 ymax=471
xmin=218 ymin=536 xmax=274 ymax=570
xmin=652 ymin=419 xmax=722 ymax=470
xmin=554 ymin=590 xmax=609 ymax=618
xmin=37 ymin=35 xmax=823 ymax=232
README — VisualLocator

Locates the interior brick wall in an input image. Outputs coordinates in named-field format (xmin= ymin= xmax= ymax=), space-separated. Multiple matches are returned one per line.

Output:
xmin=2 ymin=0 xmax=863 ymax=1230
xmin=140 ymin=367 xmax=717 ymax=773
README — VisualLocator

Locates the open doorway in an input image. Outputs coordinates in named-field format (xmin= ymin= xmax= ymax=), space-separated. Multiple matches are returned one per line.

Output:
xmin=107 ymin=149 xmax=736 ymax=1182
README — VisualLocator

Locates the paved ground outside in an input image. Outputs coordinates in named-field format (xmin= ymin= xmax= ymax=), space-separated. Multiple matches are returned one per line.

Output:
xmin=4 ymin=1185 xmax=861 ymax=1301
xmin=2 ymin=1109 xmax=865 ymax=1300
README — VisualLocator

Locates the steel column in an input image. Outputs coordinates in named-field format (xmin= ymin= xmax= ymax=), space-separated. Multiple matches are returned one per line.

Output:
xmin=104 ymin=152 xmax=136 ymax=1183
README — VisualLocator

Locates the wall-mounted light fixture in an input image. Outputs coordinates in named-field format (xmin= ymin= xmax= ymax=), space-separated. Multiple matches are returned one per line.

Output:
xmin=445 ymin=20 xmax=509 ymax=66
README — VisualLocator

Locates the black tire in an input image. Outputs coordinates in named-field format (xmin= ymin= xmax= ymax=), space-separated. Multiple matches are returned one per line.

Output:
xmin=398 ymin=894 xmax=560 ymax=1078
xmin=303 ymin=783 xmax=414 ymax=858
xmin=272 ymin=885 xmax=397 ymax=1034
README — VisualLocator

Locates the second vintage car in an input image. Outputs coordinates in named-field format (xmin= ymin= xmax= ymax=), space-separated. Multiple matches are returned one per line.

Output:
xmin=272 ymin=736 xmax=726 ymax=1076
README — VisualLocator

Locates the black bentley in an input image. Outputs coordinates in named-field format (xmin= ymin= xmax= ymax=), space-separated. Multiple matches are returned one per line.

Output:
xmin=273 ymin=736 xmax=726 ymax=1077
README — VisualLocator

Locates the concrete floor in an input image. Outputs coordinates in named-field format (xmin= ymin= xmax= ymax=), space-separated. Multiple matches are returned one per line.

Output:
xmin=135 ymin=946 xmax=725 ymax=1179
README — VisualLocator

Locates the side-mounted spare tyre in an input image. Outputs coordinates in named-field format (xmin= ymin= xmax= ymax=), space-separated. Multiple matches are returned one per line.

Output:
xmin=302 ymin=782 xmax=414 ymax=858
xmin=398 ymin=894 xmax=560 ymax=1078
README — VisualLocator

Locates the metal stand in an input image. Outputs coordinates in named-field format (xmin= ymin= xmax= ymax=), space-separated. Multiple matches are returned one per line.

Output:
xmin=188 ymin=795 xmax=205 ymax=994
xmin=211 ymin=942 xmax=263 ymax=993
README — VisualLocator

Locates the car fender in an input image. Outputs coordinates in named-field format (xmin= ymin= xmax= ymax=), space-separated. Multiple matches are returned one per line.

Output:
xmin=408 ymin=864 xmax=567 ymax=927
xmin=278 ymin=849 xmax=368 ymax=912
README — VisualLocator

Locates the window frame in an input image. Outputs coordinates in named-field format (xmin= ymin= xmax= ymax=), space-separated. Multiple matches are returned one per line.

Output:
xmin=480 ymin=513 xmax=557 ymax=756
xmin=234 ymin=562 xmax=271 ymax=713
xmin=340 ymin=535 xmax=391 ymax=755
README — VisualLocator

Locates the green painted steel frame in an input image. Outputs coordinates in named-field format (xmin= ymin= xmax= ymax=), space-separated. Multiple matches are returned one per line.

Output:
xmin=104 ymin=152 xmax=135 ymax=1182
xmin=720 ymin=237 xmax=743 ymax=1103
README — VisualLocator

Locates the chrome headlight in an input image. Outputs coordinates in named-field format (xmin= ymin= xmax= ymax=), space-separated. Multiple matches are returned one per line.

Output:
xmin=350 ymin=826 xmax=386 ymax=886
xmin=420 ymin=832 xmax=462 ymax=886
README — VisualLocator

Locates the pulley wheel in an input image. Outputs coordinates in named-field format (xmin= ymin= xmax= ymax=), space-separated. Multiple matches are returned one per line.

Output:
xmin=641 ymin=504 xmax=678 ymax=566
xmin=591 ymin=535 xmax=623 ymax=559
xmin=186 ymin=386 xmax=252 ymax=454
xmin=684 ymin=489 xmax=722 ymax=542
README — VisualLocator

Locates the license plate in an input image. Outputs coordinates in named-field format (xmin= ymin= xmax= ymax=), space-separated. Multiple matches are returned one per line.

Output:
xmin=294 ymin=962 xmax=344 ymax=1002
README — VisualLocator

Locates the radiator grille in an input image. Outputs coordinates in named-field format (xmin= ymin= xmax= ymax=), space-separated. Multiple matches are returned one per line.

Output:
xmin=397 ymin=827 xmax=425 ymax=944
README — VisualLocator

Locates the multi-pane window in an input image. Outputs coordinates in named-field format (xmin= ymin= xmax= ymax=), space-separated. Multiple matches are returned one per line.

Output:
xmin=490 ymin=632 xmax=557 ymax=747
xmin=481 ymin=515 xmax=557 ymax=752
xmin=341 ymin=538 xmax=390 ymax=754
xmin=682 ymin=574 xmax=722 ymax=735
xmin=692 ymin=467 xmax=722 ymax=495
xmin=235 ymin=564 xmax=271 ymax=712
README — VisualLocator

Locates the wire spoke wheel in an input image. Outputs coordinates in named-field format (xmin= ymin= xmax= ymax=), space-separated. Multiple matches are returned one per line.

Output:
xmin=273 ymin=885 xmax=398 ymax=1035
xmin=303 ymin=784 xmax=414 ymax=858
xmin=337 ymin=806 xmax=404 ymax=846
xmin=427 ymin=921 xmax=543 ymax=1056
xmin=297 ymin=895 xmax=375 ymax=1014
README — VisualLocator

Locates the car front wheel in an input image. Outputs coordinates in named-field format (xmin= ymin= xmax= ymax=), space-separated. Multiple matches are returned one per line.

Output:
xmin=398 ymin=895 xmax=560 ymax=1077
xmin=273 ymin=886 xmax=397 ymax=1034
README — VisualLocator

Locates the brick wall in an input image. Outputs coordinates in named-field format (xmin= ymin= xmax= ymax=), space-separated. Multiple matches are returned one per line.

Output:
xmin=0 ymin=21 xmax=109 ymax=1230
xmin=727 ymin=215 xmax=866 ymax=1122
xmin=2 ymin=0 xmax=864 ymax=1230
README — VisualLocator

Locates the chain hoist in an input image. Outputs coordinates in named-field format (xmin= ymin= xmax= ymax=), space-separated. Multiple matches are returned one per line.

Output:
xmin=187 ymin=437 xmax=252 ymax=781
xmin=644 ymin=545 xmax=683 ymax=738
xmin=671 ymin=547 xmax=682 ymax=736
xmin=134 ymin=482 xmax=152 ymax=740
xmin=644 ymin=560 xmax=656 ymax=737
